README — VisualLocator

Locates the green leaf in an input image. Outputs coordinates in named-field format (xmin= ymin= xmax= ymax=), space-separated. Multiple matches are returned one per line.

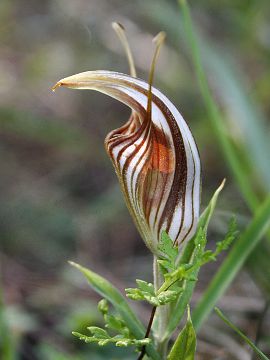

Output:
xmin=126 ymin=276 xmax=183 ymax=306
xmin=98 ymin=298 xmax=129 ymax=335
xmin=136 ymin=280 xmax=155 ymax=295
xmin=98 ymin=299 xmax=109 ymax=315
xmin=157 ymin=289 xmax=182 ymax=305
xmin=105 ymin=314 xmax=126 ymax=334
xmin=215 ymin=217 xmax=238 ymax=255
xmin=197 ymin=217 xmax=238 ymax=266
xmin=167 ymin=307 xmax=196 ymax=360
xmin=159 ymin=231 xmax=178 ymax=262
xmin=125 ymin=288 xmax=146 ymax=302
xmin=69 ymin=262 xmax=161 ymax=360
xmin=126 ymin=282 xmax=182 ymax=306
xmin=72 ymin=329 xmax=151 ymax=348
xmin=73 ymin=300 xmax=151 ymax=351
xmin=199 ymin=180 xmax=226 ymax=233
xmin=164 ymin=182 xmax=225 ymax=339
xmin=192 ymin=195 xmax=270 ymax=330
xmin=157 ymin=231 xmax=179 ymax=274
xmin=88 ymin=326 xmax=110 ymax=339
xmin=215 ymin=308 xmax=270 ymax=360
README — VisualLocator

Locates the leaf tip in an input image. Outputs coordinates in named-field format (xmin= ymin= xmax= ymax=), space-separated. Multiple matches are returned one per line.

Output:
xmin=68 ymin=260 xmax=81 ymax=270
xmin=214 ymin=306 xmax=221 ymax=314
xmin=219 ymin=178 xmax=226 ymax=190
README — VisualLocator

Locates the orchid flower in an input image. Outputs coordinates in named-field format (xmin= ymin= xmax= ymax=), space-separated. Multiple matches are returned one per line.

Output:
xmin=53 ymin=24 xmax=201 ymax=254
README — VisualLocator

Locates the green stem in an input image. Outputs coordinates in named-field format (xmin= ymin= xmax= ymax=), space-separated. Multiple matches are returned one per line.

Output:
xmin=192 ymin=195 xmax=270 ymax=330
xmin=215 ymin=308 xmax=270 ymax=360
xmin=153 ymin=256 xmax=169 ymax=359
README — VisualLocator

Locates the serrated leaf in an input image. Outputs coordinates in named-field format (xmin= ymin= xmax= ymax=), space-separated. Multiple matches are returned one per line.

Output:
xmin=72 ymin=331 xmax=95 ymax=343
xmin=167 ymin=308 xmax=196 ymax=360
xmin=69 ymin=262 xmax=161 ymax=360
xmin=195 ymin=218 xmax=237 ymax=267
xmin=126 ymin=282 xmax=181 ymax=306
xmin=157 ymin=259 xmax=175 ymax=274
xmin=159 ymin=231 xmax=178 ymax=259
xmin=143 ymin=294 xmax=160 ymax=307
xmin=72 ymin=330 xmax=151 ymax=348
xmin=215 ymin=217 xmax=238 ymax=255
xmin=126 ymin=287 xmax=160 ymax=306
xmin=87 ymin=326 xmax=110 ymax=339
xmin=98 ymin=339 xmax=110 ymax=346
xmin=136 ymin=280 xmax=155 ymax=295
xmin=158 ymin=231 xmax=179 ymax=274
xmin=115 ymin=339 xmax=129 ymax=347
xmin=105 ymin=314 xmax=126 ymax=333
xmin=125 ymin=288 xmax=145 ymax=301
xmin=159 ymin=264 xmax=195 ymax=294
xmin=157 ymin=289 xmax=182 ymax=305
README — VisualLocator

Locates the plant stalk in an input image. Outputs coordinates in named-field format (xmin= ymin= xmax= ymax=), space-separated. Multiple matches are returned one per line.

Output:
xmin=137 ymin=306 xmax=157 ymax=360
xmin=153 ymin=256 xmax=169 ymax=358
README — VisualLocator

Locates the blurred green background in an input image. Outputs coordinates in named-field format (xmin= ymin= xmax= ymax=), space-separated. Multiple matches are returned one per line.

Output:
xmin=0 ymin=0 xmax=270 ymax=359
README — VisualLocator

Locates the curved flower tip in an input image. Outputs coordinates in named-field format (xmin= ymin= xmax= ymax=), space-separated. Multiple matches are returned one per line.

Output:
xmin=53 ymin=71 xmax=201 ymax=253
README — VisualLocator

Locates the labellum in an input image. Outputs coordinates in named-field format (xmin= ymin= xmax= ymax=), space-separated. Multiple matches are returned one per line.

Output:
xmin=53 ymin=24 xmax=201 ymax=254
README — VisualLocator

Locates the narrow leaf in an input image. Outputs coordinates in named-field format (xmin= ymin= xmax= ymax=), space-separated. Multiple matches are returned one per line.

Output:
xmin=69 ymin=262 xmax=161 ymax=360
xmin=215 ymin=308 xmax=270 ymax=360
xmin=199 ymin=180 xmax=226 ymax=232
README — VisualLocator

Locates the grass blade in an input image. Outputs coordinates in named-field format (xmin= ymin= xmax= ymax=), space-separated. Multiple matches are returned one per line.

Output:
xmin=178 ymin=0 xmax=259 ymax=210
xmin=215 ymin=307 xmax=270 ymax=360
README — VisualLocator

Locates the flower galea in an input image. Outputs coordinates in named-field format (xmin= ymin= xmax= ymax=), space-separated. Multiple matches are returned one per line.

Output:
xmin=53 ymin=25 xmax=201 ymax=254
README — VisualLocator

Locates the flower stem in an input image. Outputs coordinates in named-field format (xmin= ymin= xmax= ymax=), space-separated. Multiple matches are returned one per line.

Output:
xmin=137 ymin=306 xmax=157 ymax=360
xmin=153 ymin=256 xmax=169 ymax=359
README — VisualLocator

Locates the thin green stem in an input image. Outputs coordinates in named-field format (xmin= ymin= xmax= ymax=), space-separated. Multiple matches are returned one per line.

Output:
xmin=215 ymin=308 xmax=270 ymax=360
xmin=153 ymin=256 xmax=169 ymax=359
xmin=252 ymin=301 xmax=270 ymax=360
xmin=192 ymin=195 xmax=270 ymax=330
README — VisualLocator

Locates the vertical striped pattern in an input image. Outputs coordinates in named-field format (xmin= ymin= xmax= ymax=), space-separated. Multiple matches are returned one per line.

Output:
xmin=54 ymin=71 xmax=201 ymax=253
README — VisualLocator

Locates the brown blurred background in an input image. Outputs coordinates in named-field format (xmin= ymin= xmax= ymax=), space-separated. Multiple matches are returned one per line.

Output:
xmin=1 ymin=0 xmax=270 ymax=359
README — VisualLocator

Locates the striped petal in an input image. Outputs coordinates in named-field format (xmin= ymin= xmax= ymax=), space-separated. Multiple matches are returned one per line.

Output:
xmin=53 ymin=71 xmax=201 ymax=253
